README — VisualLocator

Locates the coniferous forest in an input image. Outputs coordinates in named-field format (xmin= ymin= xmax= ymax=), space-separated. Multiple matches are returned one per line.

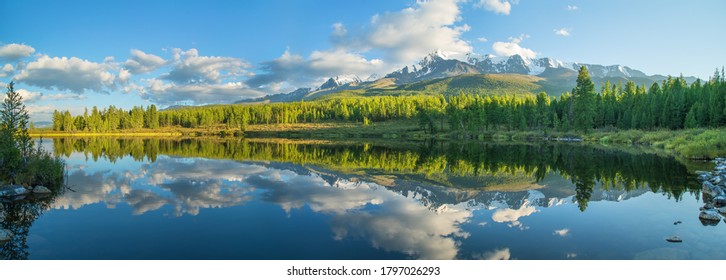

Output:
xmin=50 ymin=67 xmax=726 ymax=135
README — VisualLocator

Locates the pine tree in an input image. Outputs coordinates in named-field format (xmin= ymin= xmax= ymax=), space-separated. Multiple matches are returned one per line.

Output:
xmin=1 ymin=81 xmax=33 ymax=159
xmin=573 ymin=66 xmax=595 ymax=132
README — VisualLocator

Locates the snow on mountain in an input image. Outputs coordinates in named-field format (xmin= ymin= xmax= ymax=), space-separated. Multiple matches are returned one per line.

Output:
xmin=365 ymin=73 xmax=381 ymax=82
xmin=241 ymin=50 xmax=694 ymax=104
xmin=386 ymin=50 xmax=660 ymax=84
xmin=319 ymin=75 xmax=362 ymax=90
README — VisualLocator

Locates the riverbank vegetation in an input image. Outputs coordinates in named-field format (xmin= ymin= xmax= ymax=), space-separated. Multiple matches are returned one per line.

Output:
xmin=44 ymin=67 xmax=726 ymax=158
xmin=0 ymin=82 xmax=65 ymax=189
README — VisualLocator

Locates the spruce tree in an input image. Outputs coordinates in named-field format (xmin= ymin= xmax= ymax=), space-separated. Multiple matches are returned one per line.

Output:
xmin=573 ymin=66 xmax=595 ymax=132
xmin=1 ymin=81 xmax=33 ymax=159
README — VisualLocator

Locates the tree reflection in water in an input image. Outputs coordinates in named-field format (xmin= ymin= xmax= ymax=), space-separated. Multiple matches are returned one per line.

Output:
xmin=1 ymin=193 xmax=60 ymax=260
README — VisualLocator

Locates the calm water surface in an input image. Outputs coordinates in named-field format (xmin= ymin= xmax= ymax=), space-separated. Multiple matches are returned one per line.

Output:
xmin=2 ymin=138 xmax=724 ymax=260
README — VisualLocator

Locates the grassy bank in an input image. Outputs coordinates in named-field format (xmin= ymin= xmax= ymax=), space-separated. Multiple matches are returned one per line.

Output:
xmin=586 ymin=128 xmax=726 ymax=159
xmin=32 ymin=120 xmax=726 ymax=159
xmin=247 ymin=120 xmax=726 ymax=159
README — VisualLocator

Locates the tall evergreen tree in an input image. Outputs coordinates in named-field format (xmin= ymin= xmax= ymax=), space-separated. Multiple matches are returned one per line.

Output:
xmin=573 ymin=66 xmax=596 ymax=132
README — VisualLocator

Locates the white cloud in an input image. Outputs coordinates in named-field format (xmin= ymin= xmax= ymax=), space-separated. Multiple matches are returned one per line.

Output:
xmin=161 ymin=48 xmax=249 ymax=84
xmin=123 ymin=49 xmax=167 ymax=74
xmin=248 ymin=49 xmax=386 ymax=90
xmin=554 ymin=28 xmax=571 ymax=37
xmin=361 ymin=0 xmax=472 ymax=64
xmin=332 ymin=22 xmax=347 ymax=37
xmin=0 ymin=43 xmax=36 ymax=61
xmin=475 ymin=0 xmax=512 ymax=15
xmin=567 ymin=5 xmax=579 ymax=11
xmin=43 ymin=93 xmax=85 ymax=101
xmin=0 ymin=63 xmax=14 ymax=77
xmin=3 ymin=85 xmax=85 ymax=104
xmin=142 ymin=79 xmax=265 ymax=105
xmin=15 ymin=88 xmax=42 ymax=103
xmin=492 ymin=34 xmax=537 ymax=59
xmin=14 ymin=55 xmax=116 ymax=93
xmin=132 ymin=48 xmax=258 ymax=105
xmin=477 ymin=37 xmax=488 ymax=42
xmin=553 ymin=228 xmax=570 ymax=237
xmin=250 ymin=0 xmax=473 ymax=90
xmin=118 ymin=68 xmax=131 ymax=83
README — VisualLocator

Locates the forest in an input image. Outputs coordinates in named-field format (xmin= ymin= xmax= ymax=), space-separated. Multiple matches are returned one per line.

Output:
xmin=49 ymin=67 xmax=726 ymax=135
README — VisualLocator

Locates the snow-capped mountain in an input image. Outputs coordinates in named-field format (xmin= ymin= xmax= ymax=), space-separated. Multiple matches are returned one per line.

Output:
xmin=318 ymin=75 xmax=362 ymax=90
xmin=385 ymin=50 xmax=479 ymax=84
xmin=238 ymin=51 xmax=696 ymax=104
xmin=390 ymin=52 xmax=661 ymax=83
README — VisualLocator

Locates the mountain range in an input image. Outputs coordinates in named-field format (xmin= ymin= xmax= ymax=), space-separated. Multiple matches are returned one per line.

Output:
xmin=239 ymin=50 xmax=698 ymax=103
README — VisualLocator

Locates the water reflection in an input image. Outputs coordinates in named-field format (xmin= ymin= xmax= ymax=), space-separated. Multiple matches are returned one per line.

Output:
xmin=2 ymin=137 xmax=711 ymax=259
xmin=1 ymin=194 xmax=62 ymax=260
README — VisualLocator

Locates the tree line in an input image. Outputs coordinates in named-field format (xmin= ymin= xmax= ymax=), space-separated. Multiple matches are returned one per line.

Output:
xmin=51 ymin=67 xmax=725 ymax=133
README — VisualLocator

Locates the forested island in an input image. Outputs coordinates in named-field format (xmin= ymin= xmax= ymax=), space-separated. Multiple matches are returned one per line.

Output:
xmin=38 ymin=66 xmax=726 ymax=159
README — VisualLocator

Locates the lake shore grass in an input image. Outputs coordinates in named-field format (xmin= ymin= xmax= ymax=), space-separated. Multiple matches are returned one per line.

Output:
xmin=32 ymin=120 xmax=726 ymax=159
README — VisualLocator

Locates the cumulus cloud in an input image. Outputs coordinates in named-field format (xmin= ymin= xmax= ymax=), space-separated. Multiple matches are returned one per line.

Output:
xmin=247 ymin=49 xmax=385 ymax=90
xmin=161 ymin=48 xmax=249 ymax=84
xmin=477 ymin=37 xmax=488 ymax=42
xmin=0 ymin=43 xmax=36 ymax=61
xmin=123 ymin=49 xmax=167 ymax=74
xmin=142 ymin=79 xmax=265 ymax=105
xmin=250 ymin=0 xmax=473 ymax=90
xmin=567 ymin=5 xmax=579 ymax=11
xmin=118 ymin=68 xmax=131 ymax=83
xmin=554 ymin=28 xmax=571 ymax=37
xmin=129 ymin=48 xmax=259 ymax=104
xmin=360 ymin=0 xmax=472 ymax=63
xmin=475 ymin=0 xmax=512 ymax=15
xmin=0 ymin=63 xmax=14 ymax=77
xmin=15 ymin=88 xmax=42 ymax=103
xmin=14 ymin=55 xmax=116 ymax=93
xmin=492 ymin=34 xmax=537 ymax=59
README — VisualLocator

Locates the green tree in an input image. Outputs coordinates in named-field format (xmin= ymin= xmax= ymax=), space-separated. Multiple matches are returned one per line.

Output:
xmin=573 ymin=66 xmax=595 ymax=132
xmin=1 ymin=81 xmax=33 ymax=159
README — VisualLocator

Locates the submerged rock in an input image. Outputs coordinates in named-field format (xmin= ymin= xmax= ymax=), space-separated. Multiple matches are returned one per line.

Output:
xmin=0 ymin=185 xmax=28 ymax=197
xmin=32 ymin=185 xmax=52 ymax=194
xmin=699 ymin=210 xmax=722 ymax=221
xmin=666 ymin=236 xmax=683 ymax=243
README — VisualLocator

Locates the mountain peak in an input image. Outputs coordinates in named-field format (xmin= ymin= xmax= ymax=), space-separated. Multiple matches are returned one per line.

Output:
xmin=418 ymin=49 xmax=451 ymax=68
xmin=319 ymin=75 xmax=362 ymax=90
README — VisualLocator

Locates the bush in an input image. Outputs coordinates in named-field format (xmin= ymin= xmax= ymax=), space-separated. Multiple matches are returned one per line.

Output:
xmin=16 ymin=145 xmax=66 ymax=190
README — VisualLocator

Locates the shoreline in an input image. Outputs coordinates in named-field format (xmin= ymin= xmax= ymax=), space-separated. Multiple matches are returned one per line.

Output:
xmin=30 ymin=121 xmax=726 ymax=159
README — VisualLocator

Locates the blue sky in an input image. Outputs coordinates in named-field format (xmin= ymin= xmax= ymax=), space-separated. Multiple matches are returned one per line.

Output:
xmin=1 ymin=0 xmax=725 ymax=122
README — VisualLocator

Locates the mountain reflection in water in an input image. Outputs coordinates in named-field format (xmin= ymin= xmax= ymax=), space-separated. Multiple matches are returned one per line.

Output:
xmin=2 ymin=138 xmax=719 ymax=260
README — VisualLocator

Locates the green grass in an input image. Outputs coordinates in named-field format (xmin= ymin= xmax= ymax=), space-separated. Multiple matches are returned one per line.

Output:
xmin=587 ymin=128 xmax=726 ymax=159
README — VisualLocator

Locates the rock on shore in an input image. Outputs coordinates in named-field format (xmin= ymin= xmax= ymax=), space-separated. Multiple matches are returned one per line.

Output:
xmin=697 ymin=158 xmax=726 ymax=225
